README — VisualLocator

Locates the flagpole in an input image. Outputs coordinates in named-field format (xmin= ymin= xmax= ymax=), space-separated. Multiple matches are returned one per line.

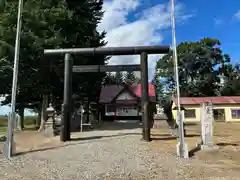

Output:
xmin=3 ymin=0 xmax=24 ymax=158
xmin=170 ymin=0 xmax=188 ymax=158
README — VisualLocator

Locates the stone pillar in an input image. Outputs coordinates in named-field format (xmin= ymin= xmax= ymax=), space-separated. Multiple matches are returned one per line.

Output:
xmin=54 ymin=112 xmax=61 ymax=135
xmin=153 ymin=105 xmax=167 ymax=129
xmin=15 ymin=113 xmax=21 ymax=131
xmin=200 ymin=102 xmax=217 ymax=150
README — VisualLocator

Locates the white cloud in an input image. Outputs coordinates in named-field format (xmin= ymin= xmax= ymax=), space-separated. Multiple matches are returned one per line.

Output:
xmin=214 ymin=18 xmax=223 ymax=25
xmin=98 ymin=0 xmax=193 ymax=79
xmin=234 ymin=10 xmax=240 ymax=20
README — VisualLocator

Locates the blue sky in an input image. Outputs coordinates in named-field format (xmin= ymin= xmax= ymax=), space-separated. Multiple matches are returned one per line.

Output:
xmin=172 ymin=0 xmax=240 ymax=64
xmin=97 ymin=0 xmax=240 ymax=75
xmin=0 ymin=0 xmax=239 ymax=115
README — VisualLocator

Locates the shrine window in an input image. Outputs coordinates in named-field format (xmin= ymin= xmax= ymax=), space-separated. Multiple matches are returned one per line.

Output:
xmin=231 ymin=109 xmax=240 ymax=119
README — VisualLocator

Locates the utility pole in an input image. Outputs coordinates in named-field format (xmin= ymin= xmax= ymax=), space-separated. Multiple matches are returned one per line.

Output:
xmin=3 ymin=0 xmax=23 ymax=158
xmin=170 ymin=0 xmax=188 ymax=158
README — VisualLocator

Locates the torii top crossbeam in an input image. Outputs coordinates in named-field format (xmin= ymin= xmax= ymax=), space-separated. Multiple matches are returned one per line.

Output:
xmin=44 ymin=45 xmax=170 ymax=56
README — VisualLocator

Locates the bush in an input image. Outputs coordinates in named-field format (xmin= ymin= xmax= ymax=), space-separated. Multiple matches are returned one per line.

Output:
xmin=24 ymin=116 xmax=37 ymax=126
xmin=0 ymin=116 xmax=8 ymax=127
xmin=0 ymin=115 xmax=37 ymax=127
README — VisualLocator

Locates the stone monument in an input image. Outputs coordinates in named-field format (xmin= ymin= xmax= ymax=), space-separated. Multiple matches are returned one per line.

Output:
xmin=44 ymin=103 xmax=56 ymax=136
xmin=71 ymin=107 xmax=81 ymax=132
xmin=199 ymin=102 xmax=217 ymax=150
xmin=153 ymin=104 xmax=167 ymax=129
xmin=15 ymin=113 xmax=21 ymax=131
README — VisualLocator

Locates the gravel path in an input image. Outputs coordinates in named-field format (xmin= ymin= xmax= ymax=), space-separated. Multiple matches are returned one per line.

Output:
xmin=0 ymin=121 xmax=240 ymax=180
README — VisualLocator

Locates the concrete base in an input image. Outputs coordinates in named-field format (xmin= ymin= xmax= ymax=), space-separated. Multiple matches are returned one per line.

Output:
xmin=152 ymin=119 xmax=169 ymax=129
xmin=200 ymin=144 xmax=219 ymax=151
xmin=43 ymin=117 xmax=57 ymax=136
xmin=43 ymin=126 xmax=55 ymax=136
xmin=176 ymin=142 xmax=189 ymax=159
xmin=171 ymin=128 xmax=178 ymax=137
xmin=2 ymin=139 xmax=16 ymax=158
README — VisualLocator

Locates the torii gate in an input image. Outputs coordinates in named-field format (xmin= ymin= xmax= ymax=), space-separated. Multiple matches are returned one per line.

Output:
xmin=44 ymin=45 xmax=170 ymax=142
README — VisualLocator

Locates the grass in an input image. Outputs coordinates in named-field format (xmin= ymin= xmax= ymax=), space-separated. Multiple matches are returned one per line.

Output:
xmin=0 ymin=116 xmax=37 ymax=136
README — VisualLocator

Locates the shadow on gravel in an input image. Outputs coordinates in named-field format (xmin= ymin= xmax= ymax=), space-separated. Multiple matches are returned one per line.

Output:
xmin=70 ymin=132 xmax=141 ymax=141
xmin=188 ymin=145 xmax=201 ymax=158
xmin=97 ymin=121 xmax=142 ymax=131
xmin=151 ymin=134 xmax=199 ymax=141
xmin=14 ymin=132 xmax=141 ymax=156
xmin=151 ymin=136 xmax=176 ymax=141
xmin=216 ymin=142 xmax=238 ymax=147
xmin=71 ymin=121 xmax=141 ymax=132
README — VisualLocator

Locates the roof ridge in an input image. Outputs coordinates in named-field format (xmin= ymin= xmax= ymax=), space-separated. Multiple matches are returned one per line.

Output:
xmin=172 ymin=96 xmax=240 ymax=105
xmin=174 ymin=96 xmax=240 ymax=99
xmin=224 ymin=96 xmax=236 ymax=104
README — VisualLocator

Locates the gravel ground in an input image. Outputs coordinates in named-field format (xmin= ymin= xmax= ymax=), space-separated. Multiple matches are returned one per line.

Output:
xmin=0 ymin=121 xmax=240 ymax=180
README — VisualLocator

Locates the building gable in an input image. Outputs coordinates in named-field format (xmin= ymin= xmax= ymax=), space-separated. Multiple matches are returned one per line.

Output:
xmin=99 ymin=83 xmax=156 ymax=103
xmin=116 ymin=91 xmax=136 ymax=100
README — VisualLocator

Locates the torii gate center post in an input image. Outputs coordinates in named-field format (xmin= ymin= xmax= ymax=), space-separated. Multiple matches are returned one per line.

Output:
xmin=44 ymin=45 xmax=170 ymax=142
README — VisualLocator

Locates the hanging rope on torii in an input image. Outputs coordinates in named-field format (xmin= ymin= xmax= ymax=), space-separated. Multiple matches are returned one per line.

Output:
xmin=44 ymin=45 xmax=170 ymax=142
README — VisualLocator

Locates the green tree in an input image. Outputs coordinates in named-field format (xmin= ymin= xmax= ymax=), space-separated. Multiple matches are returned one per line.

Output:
xmin=151 ymin=73 xmax=165 ymax=105
xmin=220 ymin=63 xmax=240 ymax=96
xmin=114 ymin=71 xmax=124 ymax=85
xmin=135 ymin=76 xmax=141 ymax=84
xmin=103 ymin=73 xmax=116 ymax=85
xmin=64 ymin=0 xmax=106 ymax=103
xmin=124 ymin=71 xmax=136 ymax=85
xmin=156 ymin=38 xmax=231 ymax=97
xmin=0 ymin=0 xmax=74 ymax=128
xmin=1 ymin=0 xmax=106 ymax=102
xmin=0 ymin=0 xmax=106 ymax=128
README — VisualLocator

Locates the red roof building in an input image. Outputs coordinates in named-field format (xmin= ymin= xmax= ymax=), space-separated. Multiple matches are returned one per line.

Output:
xmin=100 ymin=83 xmax=156 ymax=104
xmin=172 ymin=96 xmax=240 ymax=122
xmin=99 ymin=83 xmax=156 ymax=120
xmin=173 ymin=96 xmax=240 ymax=105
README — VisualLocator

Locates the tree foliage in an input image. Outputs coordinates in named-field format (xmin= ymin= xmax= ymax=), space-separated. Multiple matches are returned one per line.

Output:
xmin=103 ymin=71 xmax=126 ymax=85
xmin=1 ymin=0 xmax=72 ymax=106
xmin=0 ymin=0 xmax=106 ymax=111
xmin=155 ymin=38 xmax=237 ymax=97
xmin=103 ymin=73 xmax=116 ymax=85
xmin=103 ymin=70 xmax=139 ymax=86
xmin=220 ymin=63 xmax=240 ymax=96
xmin=151 ymin=73 xmax=164 ymax=104
xmin=124 ymin=71 xmax=136 ymax=85
xmin=114 ymin=71 xmax=124 ymax=84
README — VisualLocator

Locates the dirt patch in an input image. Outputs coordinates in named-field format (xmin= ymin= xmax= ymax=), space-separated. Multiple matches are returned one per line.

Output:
xmin=1 ymin=121 xmax=240 ymax=179
xmin=150 ymin=122 xmax=240 ymax=170
xmin=0 ymin=130 xmax=63 ymax=155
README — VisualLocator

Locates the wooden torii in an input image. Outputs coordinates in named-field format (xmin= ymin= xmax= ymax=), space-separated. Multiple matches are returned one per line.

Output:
xmin=44 ymin=45 xmax=170 ymax=142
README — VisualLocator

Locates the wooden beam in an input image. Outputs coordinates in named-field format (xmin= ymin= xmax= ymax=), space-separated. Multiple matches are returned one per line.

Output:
xmin=72 ymin=64 xmax=141 ymax=73
xmin=44 ymin=45 xmax=170 ymax=56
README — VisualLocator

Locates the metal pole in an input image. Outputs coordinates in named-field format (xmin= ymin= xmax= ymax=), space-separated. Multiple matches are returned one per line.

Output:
xmin=170 ymin=0 xmax=188 ymax=158
xmin=3 ymin=0 xmax=23 ymax=158
xmin=60 ymin=53 xmax=73 ymax=141
xmin=140 ymin=52 xmax=150 ymax=141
